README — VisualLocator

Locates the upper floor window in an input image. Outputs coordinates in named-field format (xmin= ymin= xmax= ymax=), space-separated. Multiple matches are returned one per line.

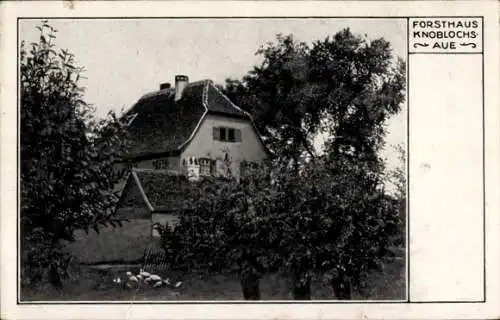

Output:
xmin=213 ymin=127 xmax=241 ymax=142
xmin=228 ymin=128 xmax=235 ymax=142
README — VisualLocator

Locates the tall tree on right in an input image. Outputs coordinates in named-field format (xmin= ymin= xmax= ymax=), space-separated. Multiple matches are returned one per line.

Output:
xmin=224 ymin=29 xmax=406 ymax=170
xmin=224 ymin=28 xmax=406 ymax=299
xmin=309 ymin=29 xmax=406 ymax=171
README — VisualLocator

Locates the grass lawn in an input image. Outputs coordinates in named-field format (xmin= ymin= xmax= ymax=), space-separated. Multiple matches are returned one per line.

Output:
xmin=21 ymin=257 xmax=405 ymax=301
xmin=64 ymin=219 xmax=152 ymax=264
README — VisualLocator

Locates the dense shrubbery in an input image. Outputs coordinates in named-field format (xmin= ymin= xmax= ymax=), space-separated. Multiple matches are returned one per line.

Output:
xmin=155 ymin=163 xmax=282 ymax=299
xmin=20 ymin=22 xmax=130 ymax=287
xmin=156 ymin=155 xmax=403 ymax=300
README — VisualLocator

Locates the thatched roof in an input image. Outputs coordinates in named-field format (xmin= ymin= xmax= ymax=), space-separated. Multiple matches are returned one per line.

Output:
xmin=117 ymin=168 xmax=192 ymax=213
xmin=123 ymin=79 xmax=251 ymax=159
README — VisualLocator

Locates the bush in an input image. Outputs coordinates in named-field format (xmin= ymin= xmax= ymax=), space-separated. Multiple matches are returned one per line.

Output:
xmin=155 ymin=157 xmax=402 ymax=300
xmin=155 ymin=164 xmax=281 ymax=299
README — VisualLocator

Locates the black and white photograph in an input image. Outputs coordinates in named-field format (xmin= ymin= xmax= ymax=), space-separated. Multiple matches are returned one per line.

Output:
xmin=1 ymin=2 xmax=499 ymax=319
xmin=18 ymin=17 xmax=407 ymax=302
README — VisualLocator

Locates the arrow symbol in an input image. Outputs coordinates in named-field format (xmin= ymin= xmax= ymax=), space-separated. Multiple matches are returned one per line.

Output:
xmin=460 ymin=43 xmax=477 ymax=48
xmin=413 ymin=43 xmax=429 ymax=48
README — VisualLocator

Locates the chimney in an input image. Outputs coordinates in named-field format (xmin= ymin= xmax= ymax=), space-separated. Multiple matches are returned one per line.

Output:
xmin=159 ymin=82 xmax=171 ymax=90
xmin=174 ymin=75 xmax=189 ymax=101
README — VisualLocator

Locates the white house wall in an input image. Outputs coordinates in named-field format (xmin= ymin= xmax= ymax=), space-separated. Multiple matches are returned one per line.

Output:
xmin=181 ymin=114 xmax=267 ymax=178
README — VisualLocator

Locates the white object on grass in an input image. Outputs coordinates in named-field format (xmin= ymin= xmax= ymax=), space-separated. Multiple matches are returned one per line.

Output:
xmin=140 ymin=270 xmax=151 ymax=278
xmin=153 ymin=281 xmax=163 ymax=288
xmin=128 ymin=275 xmax=138 ymax=282
xmin=174 ymin=281 xmax=182 ymax=288
xmin=126 ymin=271 xmax=132 ymax=277
xmin=149 ymin=274 xmax=161 ymax=282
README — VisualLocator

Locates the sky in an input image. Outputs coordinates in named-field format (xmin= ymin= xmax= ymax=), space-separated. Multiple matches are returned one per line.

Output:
xmin=19 ymin=18 xmax=407 ymax=170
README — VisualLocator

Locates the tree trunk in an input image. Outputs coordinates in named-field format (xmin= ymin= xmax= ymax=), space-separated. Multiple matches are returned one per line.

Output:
xmin=331 ymin=276 xmax=352 ymax=300
xmin=240 ymin=273 xmax=261 ymax=300
xmin=49 ymin=263 xmax=63 ymax=288
xmin=292 ymin=273 xmax=311 ymax=300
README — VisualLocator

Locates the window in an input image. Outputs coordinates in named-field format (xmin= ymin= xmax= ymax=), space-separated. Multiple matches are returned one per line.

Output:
xmin=213 ymin=127 xmax=242 ymax=142
xmin=228 ymin=128 xmax=235 ymax=142
xmin=126 ymin=162 xmax=138 ymax=170
xmin=199 ymin=158 xmax=211 ymax=176
xmin=152 ymin=158 xmax=169 ymax=170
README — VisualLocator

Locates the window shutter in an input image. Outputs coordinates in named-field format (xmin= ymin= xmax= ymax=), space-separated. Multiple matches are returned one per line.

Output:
xmin=213 ymin=127 xmax=220 ymax=141
xmin=235 ymin=129 xmax=242 ymax=142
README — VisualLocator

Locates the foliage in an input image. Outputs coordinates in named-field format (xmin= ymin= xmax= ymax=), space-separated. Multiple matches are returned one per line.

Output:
xmin=156 ymin=157 xmax=402 ymax=299
xmin=20 ymin=21 xmax=131 ymax=286
xmin=311 ymin=156 xmax=400 ymax=297
xmin=155 ymin=163 xmax=281 ymax=282
xmin=224 ymin=34 xmax=315 ymax=166
xmin=224 ymin=29 xmax=405 ymax=169
xmin=385 ymin=144 xmax=406 ymax=247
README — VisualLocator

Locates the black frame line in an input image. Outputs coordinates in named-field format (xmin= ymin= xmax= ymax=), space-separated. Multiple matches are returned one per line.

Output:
xmin=406 ymin=16 xmax=485 ymax=304
xmin=408 ymin=52 xmax=484 ymax=54
xmin=481 ymin=16 xmax=486 ymax=303
xmin=409 ymin=51 xmax=483 ymax=55
xmin=16 ymin=15 xmax=486 ymax=305
xmin=406 ymin=17 xmax=410 ymax=304
xmin=17 ymin=16 xmax=485 ymax=19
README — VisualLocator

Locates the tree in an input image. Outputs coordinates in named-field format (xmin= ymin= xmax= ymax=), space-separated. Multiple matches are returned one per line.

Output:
xmin=225 ymin=29 xmax=405 ymax=169
xmin=224 ymin=34 xmax=318 ymax=169
xmin=20 ymin=21 xmax=130 ymax=287
xmin=155 ymin=163 xmax=281 ymax=300
xmin=224 ymin=29 xmax=406 ymax=299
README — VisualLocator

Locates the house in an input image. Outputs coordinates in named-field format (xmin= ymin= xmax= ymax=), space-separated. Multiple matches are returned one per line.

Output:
xmin=116 ymin=75 xmax=268 ymax=180
xmin=114 ymin=75 xmax=269 ymax=234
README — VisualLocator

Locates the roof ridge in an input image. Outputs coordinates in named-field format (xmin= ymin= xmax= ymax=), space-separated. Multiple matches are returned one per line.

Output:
xmin=136 ymin=79 xmax=212 ymax=102
xmin=187 ymin=79 xmax=213 ymax=87
xmin=202 ymin=80 xmax=210 ymax=109
xmin=139 ymin=87 xmax=174 ymax=101
xmin=177 ymin=80 xmax=209 ymax=150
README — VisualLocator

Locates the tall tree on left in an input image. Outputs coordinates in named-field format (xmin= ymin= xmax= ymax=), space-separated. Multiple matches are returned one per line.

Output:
xmin=20 ymin=21 xmax=131 ymax=288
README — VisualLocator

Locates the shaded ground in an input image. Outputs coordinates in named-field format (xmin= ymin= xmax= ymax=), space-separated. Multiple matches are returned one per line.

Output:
xmin=63 ymin=219 xmax=152 ymax=264
xmin=21 ymin=257 xmax=405 ymax=301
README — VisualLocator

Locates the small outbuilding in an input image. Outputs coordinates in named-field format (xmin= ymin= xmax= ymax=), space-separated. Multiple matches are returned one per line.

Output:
xmin=65 ymin=169 xmax=192 ymax=263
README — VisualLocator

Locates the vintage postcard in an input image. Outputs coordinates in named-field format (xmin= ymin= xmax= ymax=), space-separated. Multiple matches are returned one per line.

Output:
xmin=1 ymin=1 xmax=499 ymax=319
